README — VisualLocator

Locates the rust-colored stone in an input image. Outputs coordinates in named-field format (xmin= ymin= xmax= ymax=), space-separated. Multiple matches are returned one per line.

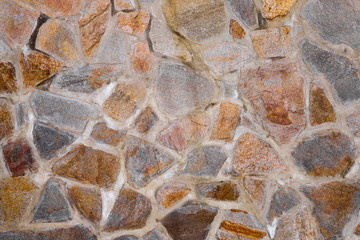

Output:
xmin=116 ymin=10 xmax=150 ymax=35
xmin=115 ymin=0 xmax=134 ymax=10
xmin=266 ymin=188 xmax=300 ymax=222
xmin=132 ymin=43 xmax=152 ymax=73
xmin=90 ymin=122 xmax=126 ymax=147
xmin=133 ymin=107 xmax=157 ymax=134
xmin=155 ymin=183 xmax=191 ymax=209
xmin=229 ymin=19 xmax=246 ymax=40
xmin=23 ymin=0 xmax=83 ymax=18
xmin=355 ymin=224 xmax=360 ymax=236
xmin=309 ymin=84 xmax=336 ymax=126
xmin=0 ymin=62 xmax=16 ymax=94
xmin=0 ymin=99 xmax=14 ymax=141
xmin=261 ymin=0 xmax=297 ymax=19
xmin=196 ymin=181 xmax=240 ymax=201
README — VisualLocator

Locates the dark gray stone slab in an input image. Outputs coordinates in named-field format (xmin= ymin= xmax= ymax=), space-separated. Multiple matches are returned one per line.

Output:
xmin=113 ymin=236 xmax=139 ymax=240
xmin=267 ymin=188 xmax=300 ymax=222
xmin=227 ymin=0 xmax=258 ymax=28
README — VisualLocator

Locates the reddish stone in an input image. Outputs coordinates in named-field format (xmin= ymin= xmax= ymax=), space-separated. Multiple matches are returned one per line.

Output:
xmin=132 ymin=43 xmax=152 ymax=73
xmin=0 ymin=62 xmax=16 ymax=94
xmin=155 ymin=183 xmax=191 ymax=209
xmin=90 ymin=122 xmax=126 ymax=147
xmin=116 ymin=10 xmax=150 ymax=36
xmin=0 ymin=99 xmax=14 ymax=141
xmin=229 ymin=19 xmax=246 ymax=40
xmin=196 ymin=181 xmax=240 ymax=201
xmin=261 ymin=0 xmax=297 ymax=19
xmin=309 ymin=84 xmax=336 ymax=126
xmin=133 ymin=107 xmax=157 ymax=134
xmin=23 ymin=0 xmax=83 ymax=18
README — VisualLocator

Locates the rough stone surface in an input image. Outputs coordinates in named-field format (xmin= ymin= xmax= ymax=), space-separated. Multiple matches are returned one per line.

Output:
xmin=155 ymin=183 xmax=191 ymax=209
xmin=0 ymin=99 xmax=14 ymax=141
xmin=23 ymin=0 xmax=83 ymax=18
xmin=0 ymin=36 xmax=14 ymax=61
xmin=90 ymin=122 xmax=126 ymax=147
xmin=355 ymin=224 xmax=360 ymax=236
xmin=132 ymin=43 xmax=152 ymax=73
xmin=104 ymin=188 xmax=152 ymax=231
xmin=161 ymin=201 xmax=218 ymax=240
xmin=115 ymin=0 xmax=134 ymax=10
xmin=15 ymin=102 xmax=28 ymax=128
xmin=266 ymin=188 xmax=300 ymax=222
xmin=52 ymin=145 xmax=120 ymax=188
xmin=229 ymin=19 xmax=246 ymax=40
xmin=291 ymin=130 xmax=357 ymax=177
xmin=227 ymin=0 xmax=258 ymax=28
xmin=143 ymin=228 xmax=172 ymax=240
xmin=196 ymin=181 xmax=240 ymax=201
xmin=114 ymin=236 xmax=139 ymax=240
xmin=347 ymin=110 xmax=360 ymax=137
xmin=309 ymin=84 xmax=336 ymax=126
xmin=117 ymin=10 xmax=150 ymax=36
xmin=0 ymin=62 xmax=16 ymax=94
xmin=133 ymin=107 xmax=157 ymax=134
xmin=261 ymin=0 xmax=297 ymax=19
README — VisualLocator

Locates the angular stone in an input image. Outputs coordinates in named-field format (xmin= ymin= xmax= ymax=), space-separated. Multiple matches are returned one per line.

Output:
xmin=155 ymin=63 xmax=214 ymax=116
xmin=229 ymin=19 xmax=246 ymax=40
xmin=196 ymin=181 xmax=240 ymax=201
xmin=0 ymin=177 xmax=39 ymax=226
xmin=104 ymin=188 xmax=152 ymax=231
xmin=267 ymin=188 xmax=300 ymax=222
xmin=0 ymin=99 xmax=14 ymax=141
xmin=90 ymin=122 xmax=126 ymax=147
xmin=21 ymin=51 xmax=63 ymax=90
xmin=301 ymin=0 xmax=360 ymax=50
xmin=143 ymin=228 xmax=171 ymax=240
xmin=300 ymin=39 xmax=360 ymax=104
xmin=261 ymin=0 xmax=297 ymax=19
xmin=33 ymin=122 xmax=75 ymax=160
xmin=347 ymin=110 xmax=360 ymax=137
xmin=133 ymin=107 xmax=157 ymax=134
xmin=114 ymin=236 xmax=139 ymax=240
xmin=104 ymin=80 xmax=145 ymax=120
xmin=239 ymin=60 xmax=305 ymax=144
xmin=33 ymin=179 xmax=72 ymax=223
xmin=203 ymin=43 xmax=252 ymax=75
xmin=126 ymin=137 xmax=175 ymax=188
xmin=53 ymin=145 xmax=120 ymax=188
xmin=30 ymin=90 xmax=99 ymax=131
xmin=23 ymin=0 xmax=83 ymax=18
xmin=157 ymin=113 xmax=209 ymax=152
xmin=116 ymin=10 xmax=150 ymax=36
xmin=115 ymin=0 xmax=134 ymax=10
xmin=3 ymin=139 xmax=38 ymax=177
xmin=292 ymin=130 xmax=356 ymax=177
xmin=211 ymin=102 xmax=241 ymax=142
xmin=161 ymin=201 xmax=218 ymax=240
xmin=309 ymin=84 xmax=336 ymax=126
xmin=183 ymin=146 xmax=227 ymax=177
xmin=0 ymin=62 xmax=16 ymax=94
xmin=227 ymin=0 xmax=258 ymax=28
xmin=155 ymin=183 xmax=191 ymax=209
xmin=250 ymin=27 xmax=290 ymax=58
xmin=0 ymin=0 xmax=39 ymax=47
xmin=233 ymin=133 xmax=287 ymax=175
xmin=132 ymin=43 xmax=152 ymax=73
xmin=164 ymin=0 xmax=227 ymax=43
xmin=15 ymin=103 xmax=28 ymax=128
xmin=68 ymin=186 xmax=102 ymax=224
xmin=302 ymin=181 xmax=360 ymax=239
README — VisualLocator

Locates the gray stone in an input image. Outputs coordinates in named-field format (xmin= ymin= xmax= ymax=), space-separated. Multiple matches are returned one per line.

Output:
xmin=33 ymin=122 xmax=75 ymax=160
xmin=196 ymin=181 xmax=240 ymax=201
xmin=267 ymin=188 xmax=300 ymax=222
xmin=113 ymin=236 xmax=139 ymax=240
xmin=0 ymin=36 xmax=13 ymax=61
xmin=301 ymin=0 xmax=360 ymax=49
xmin=155 ymin=63 xmax=214 ymax=116
xmin=15 ymin=103 xmax=28 ymax=128
xmin=300 ymin=39 xmax=360 ymax=104
xmin=143 ymin=228 xmax=171 ymax=240
xmin=227 ymin=0 xmax=258 ymax=28
xmin=30 ymin=90 xmax=99 ymax=131
xmin=33 ymin=179 xmax=72 ymax=223
xmin=183 ymin=146 xmax=227 ymax=177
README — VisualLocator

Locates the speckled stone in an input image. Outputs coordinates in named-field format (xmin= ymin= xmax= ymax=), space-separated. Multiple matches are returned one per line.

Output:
xmin=229 ymin=19 xmax=246 ymax=40
xmin=261 ymin=0 xmax=297 ymax=19
xmin=90 ymin=122 xmax=126 ymax=147
xmin=0 ymin=99 xmax=14 ymax=141
xmin=133 ymin=107 xmax=157 ymax=134
xmin=0 ymin=62 xmax=16 ymax=94
xmin=196 ymin=181 xmax=240 ymax=201
xmin=155 ymin=183 xmax=191 ymax=209
xmin=267 ymin=188 xmax=300 ymax=222
xmin=15 ymin=103 xmax=28 ymax=128
xmin=227 ymin=0 xmax=258 ymax=28
xmin=132 ymin=42 xmax=152 ymax=73
xmin=113 ymin=236 xmax=139 ymax=240
xmin=116 ymin=10 xmax=150 ymax=36
xmin=115 ymin=0 xmax=134 ymax=10
xmin=347 ymin=110 xmax=360 ymax=137
xmin=23 ymin=0 xmax=83 ymax=18
xmin=309 ymin=84 xmax=336 ymax=126
xmin=143 ymin=228 xmax=172 ymax=240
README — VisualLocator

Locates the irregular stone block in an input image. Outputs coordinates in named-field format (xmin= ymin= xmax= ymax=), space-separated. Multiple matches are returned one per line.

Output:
xmin=3 ymin=139 xmax=38 ymax=177
xmin=196 ymin=181 xmax=240 ymax=201
xmin=355 ymin=224 xmax=360 ymax=236
xmin=227 ymin=0 xmax=258 ymax=28
xmin=143 ymin=228 xmax=172 ymax=240
xmin=132 ymin=43 xmax=152 ymax=73
xmin=347 ymin=110 xmax=360 ymax=137
xmin=115 ymin=0 xmax=134 ymax=10
xmin=30 ymin=90 xmax=99 ymax=131
xmin=33 ymin=122 xmax=75 ymax=160
xmin=90 ymin=122 xmax=126 ymax=147
xmin=155 ymin=183 xmax=191 ymax=209
xmin=183 ymin=146 xmax=227 ymax=177
xmin=116 ymin=10 xmax=150 ymax=36
xmin=23 ymin=0 xmax=83 ymax=18
xmin=161 ymin=201 xmax=218 ymax=240
xmin=114 ymin=236 xmax=139 ymax=240
xmin=0 ymin=99 xmax=14 ymax=141
xmin=133 ymin=107 xmax=157 ymax=134
xmin=292 ymin=130 xmax=356 ymax=177
xmin=267 ymin=188 xmax=300 ymax=222
xmin=155 ymin=63 xmax=214 ymax=116
xmin=0 ymin=36 xmax=14 ymax=61
xmin=126 ymin=137 xmax=175 ymax=188
xmin=53 ymin=145 xmax=120 ymax=188
xmin=104 ymin=188 xmax=152 ymax=231
xmin=229 ymin=19 xmax=246 ymax=40
xmin=163 ymin=0 xmax=227 ymax=43
xmin=15 ymin=103 xmax=28 ymax=128
xmin=261 ymin=0 xmax=297 ymax=19
xmin=0 ymin=62 xmax=16 ymax=94
xmin=309 ymin=84 xmax=336 ymax=126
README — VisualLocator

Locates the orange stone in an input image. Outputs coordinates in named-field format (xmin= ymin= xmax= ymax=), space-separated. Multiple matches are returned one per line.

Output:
xmin=196 ymin=181 xmax=240 ymax=201
xmin=115 ymin=0 xmax=134 ymax=10
xmin=0 ymin=62 xmax=16 ymax=94
xmin=116 ymin=10 xmax=150 ymax=35
xmin=155 ymin=183 xmax=191 ymax=209
xmin=261 ymin=0 xmax=297 ymax=19
xmin=132 ymin=43 xmax=153 ymax=73
xmin=355 ymin=224 xmax=360 ymax=236
xmin=23 ymin=0 xmax=83 ymax=18
xmin=229 ymin=19 xmax=246 ymax=40
xmin=90 ymin=122 xmax=126 ymax=147
xmin=309 ymin=84 xmax=336 ymax=126
xmin=0 ymin=100 xmax=13 ymax=141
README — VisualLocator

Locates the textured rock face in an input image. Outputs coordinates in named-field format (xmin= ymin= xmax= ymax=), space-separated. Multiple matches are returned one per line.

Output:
xmin=261 ymin=0 xmax=297 ymax=19
xmin=266 ymin=188 xmax=300 ymax=221
xmin=347 ymin=110 xmax=360 ymax=137
xmin=132 ymin=43 xmax=152 ymax=73
xmin=117 ymin=10 xmax=150 ymax=36
xmin=0 ymin=99 xmax=14 ymax=141
xmin=133 ymin=107 xmax=157 ymax=134
xmin=227 ymin=0 xmax=258 ymax=28
xmin=229 ymin=19 xmax=246 ymax=40
xmin=196 ymin=181 xmax=240 ymax=201
xmin=114 ymin=236 xmax=139 ymax=240
xmin=23 ymin=0 xmax=83 ymax=18
xmin=143 ymin=228 xmax=171 ymax=240
xmin=90 ymin=122 xmax=125 ymax=147
xmin=155 ymin=183 xmax=191 ymax=209
xmin=0 ymin=62 xmax=16 ymax=94
xmin=309 ymin=84 xmax=336 ymax=126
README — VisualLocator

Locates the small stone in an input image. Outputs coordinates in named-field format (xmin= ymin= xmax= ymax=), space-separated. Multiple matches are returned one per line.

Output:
xmin=0 ymin=36 xmax=14 ymax=61
xmin=155 ymin=63 xmax=214 ymax=116
xmin=0 ymin=99 xmax=14 ymax=141
xmin=164 ymin=0 xmax=227 ymax=43
xmin=157 ymin=113 xmax=209 ymax=152
xmin=23 ymin=0 xmax=83 ymax=18
xmin=292 ymin=130 xmax=356 ymax=177
xmin=229 ymin=19 xmax=246 ymax=40
xmin=33 ymin=122 xmax=75 ymax=160
xmin=68 ymin=186 xmax=102 ymax=224
xmin=155 ymin=183 xmax=191 ymax=209
xmin=143 ymin=228 xmax=172 ymax=240
xmin=261 ymin=0 xmax=297 ymax=19
xmin=115 ymin=0 xmax=134 ymax=10
xmin=53 ymin=145 xmax=120 ymax=188
xmin=233 ymin=133 xmax=287 ymax=175
xmin=161 ymin=201 xmax=218 ymax=240
xmin=266 ymin=188 xmax=300 ymax=222
xmin=104 ymin=188 xmax=152 ymax=231
xmin=309 ymin=84 xmax=336 ymax=126
xmin=132 ymin=43 xmax=152 ymax=73
xmin=211 ymin=102 xmax=241 ymax=142
xmin=114 ymin=236 xmax=139 ymax=240
xmin=203 ymin=43 xmax=252 ymax=75
xmin=126 ymin=137 xmax=175 ymax=188
xmin=0 ymin=62 xmax=16 ymax=94
xmin=355 ymin=224 xmax=360 ymax=236
xmin=183 ymin=146 xmax=227 ymax=177
xmin=2 ymin=139 xmax=38 ymax=177
xmin=15 ymin=103 xmax=28 ymax=128
xmin=33 ymin=179 xmax=72 ymax=223
xmin=0 ymin=0 xmax=39 ymax=47
xmin=300 ymin=39 xmax=360 ymax=104
xmin=30 ymin=90 xmax=99 ymax=131
xmin=0 ymin=177 xmax=39 ymax=226
xmin=301 ymin=0 xmax=360 ymax=50
xmin=116 ymin=10 xmax=150 ymax=36
xmin=196 ymin=181 xmax=240 ymax=201
xmin=21 ymin=50 xmax=63 ymax=90
xmin=90 ymin=122 xmax=126 ymax=147
xmin=227 ymin=0 xmax=258 ymax=28
xmin=103 ymin=80 xmax=145 ymax=120
xmin=302 ymin=181 xmax=360 ymax=239
xmin=347 ymin=111 xmax=360 ymax=137
xmin=133 ymin=107 xmax=157 ymax=134
xmin=250 ymin=26 xmax=290 ymax=58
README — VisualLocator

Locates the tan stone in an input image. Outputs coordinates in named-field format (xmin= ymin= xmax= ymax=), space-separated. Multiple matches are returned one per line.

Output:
xmin=115 ymin=0 xmax=134 ymax=10
xmin=23 ymin=0 xmax=83 ymax=18
xmin=116 ymin=10 xmax=150 ymax=36
xmin=229 ymin=19 xmax=246 ymax=40
xmin=0 ymin=62 xmax=16 ymax=94
xmin=90 ymin=122 xmax=126 ymax=147
xmin=155 ymin=183 xmax=191 ymax=209
xmin=261 ymin=0 xmax=297 ymax=19
xmin=0 ymin=99 xmax=13 ymax=141
xmin=132 ymin=43 xmax=152 ymax=73
xmin=309 ymin=84 xmax=336 ymax=126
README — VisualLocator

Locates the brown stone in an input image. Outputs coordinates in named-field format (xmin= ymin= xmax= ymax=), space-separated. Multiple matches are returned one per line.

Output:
xmin=52 ymin=145 xmax=120 ymax=188
xmin=355 ymin=224 xmax=360 ymax=236
xmin=21 ymin=50 xmax=63 ymax=90
xmin=103 ymin=80 xmax=145 ymax=120
xmin=0 ymin=62 xmax=16 ymax=94
xmin=0 ymin=99 xmax=14 ymax=141
xmin=90 ymin=122 xmax=126 ymax=147
xmin=68 ymin=186 xmax=102 ymax=224
xmin=104 ymin=188 xmax=152 ymax=231
xmin=309 ymin=84 xmax=336 ymax=126
xmin=196 ymin=181 xmax=240 ymax=201
xmin=0 ymin=177 xmax=39 ymax=226
xmin=115 ymin=0 xmax=134 ymax=10
xmin=132 ymin=43 xmax=152 ymax=73
xmin=233 ymin=133 xmax=287 ymax=174
xmin=155 ymin=183 xmax=191 ymax=209
xmin=23 ymin=0 xmax=83 ymax=18
xmin=157 ymin=113 xmax=209 ymax=152
xmin=229 ymin=19 xmax=246 ymax=40
xmin=211 ymin=102 xmax=241 ymax=142
xmin=133 ymin=107 xmax=157 ymax=134
xmin=116 ymin=10 xmax=150 ymax=36
xmin=239 ymin=60 xmax=305 ymax=144
xmin=261 ymin=0 xmax=297 ymax=19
